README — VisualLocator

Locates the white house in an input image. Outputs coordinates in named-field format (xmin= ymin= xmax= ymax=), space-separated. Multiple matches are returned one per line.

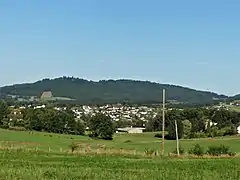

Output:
xmin=237 ymin=126 xmax=240 ymax=134
xmin=117 ymin=127 xmax=145 ymax=134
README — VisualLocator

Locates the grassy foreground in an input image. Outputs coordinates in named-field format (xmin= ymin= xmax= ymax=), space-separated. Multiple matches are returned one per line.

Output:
xmin=0 ymin=150 xmax=239 ymax=180
xmin=0 ymin=129 xmax=240 ymax=179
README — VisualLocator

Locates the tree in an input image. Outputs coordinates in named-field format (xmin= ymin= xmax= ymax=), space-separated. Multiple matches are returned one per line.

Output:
xmin=0 ymin=100 xmax=10 ymax=127
xmin=116 ymin=119 xmax=132 ymax=128
xmin=166 ymin=110 xmax=184 ymax=140
xmin=146 ymin=114 xmax=162 ymax=132
xmin=182 ymin=120 xmax=192 ymax=139
xmin=23 ymin=107 xmax=85 ymax=135
xmin=73 ymin=120 xmax=85 ymax=135
xmin=183 ymin=108 xmax=205 ymax=132
xmin=88 ymin=113 xmax=115 ymax=140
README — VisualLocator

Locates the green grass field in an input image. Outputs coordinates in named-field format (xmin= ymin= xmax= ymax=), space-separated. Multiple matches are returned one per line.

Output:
xmin=0 ymin=150 xmax=239 ymax=180
xmin=0 ymin=129 xmax=239 ymax=154
xmin=0 ymin=129 xmax=240 ymax=179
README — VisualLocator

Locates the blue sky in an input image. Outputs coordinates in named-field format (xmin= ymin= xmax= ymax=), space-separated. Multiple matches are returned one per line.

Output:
xmin=0 ymin=0 xmax=239 ymax=95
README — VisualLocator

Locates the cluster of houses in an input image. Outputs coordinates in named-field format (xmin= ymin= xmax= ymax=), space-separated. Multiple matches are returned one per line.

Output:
xmin=8 ymin=103 xmax=240 ymax=134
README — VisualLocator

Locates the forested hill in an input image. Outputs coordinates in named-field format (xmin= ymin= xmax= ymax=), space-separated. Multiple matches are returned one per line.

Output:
xmin=228 ymin=94 xmax=240 ymax=101
xmin=0 ymin=77 xmax=227 ymax=104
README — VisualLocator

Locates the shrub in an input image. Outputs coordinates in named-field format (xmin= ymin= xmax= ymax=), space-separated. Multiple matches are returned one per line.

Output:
xmin=8 ymin=126 xmax=26 ymax=131
xmin=124 ymin=140 xmax=132 ymax=143
xmin=222 ymin=126 xmax=237 ymax=136
xmin=189 ymin=132 xmax=207 ymax=139
xmin=188 ymin=144 xmax=204 ymax=156
xmin=182 ymin=120 xmax=192 ymax=139
xmin=69 ymin=142 xmax=78 ymax=152
xmin=154 ymin=133 xmax=162 ymax=138
xmin=207 ymin=127 xmax=224 ymax=137
xmin=0 ymin=123 xmax=9 ymax=129
xmin=144 ymin=148 xmax=158 ymax=156
xmin=206 ymin=144 xmax=235 ymax=156
xmin=172 ymin=146 xmax=185 ymax=155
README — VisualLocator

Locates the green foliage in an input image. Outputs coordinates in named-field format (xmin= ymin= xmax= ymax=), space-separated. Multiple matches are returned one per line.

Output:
xmin=183 ymin=108 xmax=206 ymax=132
xmin=146 ymin=113 xmax=162 ymax=132
xmin=172 ymin=146 xmax=185 ymax=155
xmin=154 ymin=133 xmax=162 ymax=138
xmin=182 ymin=120 xmax=192 ymax=139
xmin=88 ymin=113 xmax=115 ymax=140
xmin=0 ymin=77 xmax=227 ymax=104
xmin=189 ymin=132 xmax=208 ymax=139
xmin=115 ymin=119 xmax=133 ymax=128
xmin=166 ymin=110 xmax=184 ymax=140
xmin=0 ymin=100 xmax=10 ymax=125
xmin=69 ymin=142 xmax=78 ymax=152
xmin=207 ymin=126 xmax=224 ymax=137
xmin=188 ymin=144 xmax=204 ymax=156
xmin=206 ymin=145 xmax=235 ymax=156
xmin=222 ymin=126 xmax=237 ymax=136
xmin=23 ymin=108 xmax=85 ymax=135
xmin=144 ymin=148 xmax=158 ymax=156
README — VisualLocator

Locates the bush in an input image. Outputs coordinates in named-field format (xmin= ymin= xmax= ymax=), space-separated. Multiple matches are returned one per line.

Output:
xmin=188 ymin=144 xmax=204 ymax=156
xmin=206 ymin=144 xmax=235 ymax=156
xmin=222 ymin=126 xmax=237 ymax=136
xmin=124 ymin=140 xmax=132 ymax=143
xmin=0 ymin=124 xmax=9 ymax=129
xmin=69 ymin=142 xmax=78 ymax=152
xmin=182 ymin=120 xmax=192 ymax=139
xmin=207 ymin=127 xmax=225 ymax=137
xmin=189 ymin=132 xmax=207 ymax=139
xmin=144 ymin=148 xmax=158 ymax=156
xmin=154 ymin=133 xmax=162 ymax=138
xmin=172 ymin=146 xmax=185 ymax=155
xmin=8 ymin=126 xmax=26 ymax=131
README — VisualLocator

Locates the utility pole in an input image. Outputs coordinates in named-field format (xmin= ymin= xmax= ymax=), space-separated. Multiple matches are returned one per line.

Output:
xmin=175 ymin=120 xmax=180 ymax=156
xmin=161 ymin=89 xmax=165 ymax=155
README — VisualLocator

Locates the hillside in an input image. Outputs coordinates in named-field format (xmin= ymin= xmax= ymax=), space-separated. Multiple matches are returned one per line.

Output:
xmin=0 ymin=77 xmax=227 ymax=104
xmin=229 ymin=94 xmax=240 ymax=101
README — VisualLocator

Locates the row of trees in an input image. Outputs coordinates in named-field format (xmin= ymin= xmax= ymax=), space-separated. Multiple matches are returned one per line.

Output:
xmin=145 ymin=108 xmax=240 ymax=139
xmin=0 ymin=100 xmax=115 ymax=140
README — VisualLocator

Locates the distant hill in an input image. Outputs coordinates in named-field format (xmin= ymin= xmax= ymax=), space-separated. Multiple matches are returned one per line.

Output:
xmin=228 ymin=94 xmax=240 ymax=101
xmin=0 ymin=77 xmax=228 ymax=105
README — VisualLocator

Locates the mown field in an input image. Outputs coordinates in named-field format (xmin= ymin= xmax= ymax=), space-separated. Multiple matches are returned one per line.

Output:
xmin=0 ymin=129 xmax=239 ymax=154
xmin=0 ymin=129 xmax=240 ymax=179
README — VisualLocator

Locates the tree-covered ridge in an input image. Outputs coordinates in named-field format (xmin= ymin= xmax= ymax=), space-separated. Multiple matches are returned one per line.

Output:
xmin=0 ymin=77 xmax=227 ymax=104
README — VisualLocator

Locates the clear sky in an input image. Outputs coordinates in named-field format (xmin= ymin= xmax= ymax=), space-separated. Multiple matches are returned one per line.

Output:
xmin=0 ymin=0 xmax=239 ymax=95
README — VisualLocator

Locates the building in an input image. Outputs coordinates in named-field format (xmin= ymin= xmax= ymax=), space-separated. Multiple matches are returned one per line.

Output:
xmin=117 ymin=127 xmax=145 ymax=134
xmin=40 ymin=91 xmax=53 ymax=100
xmin=237 ymin=126 xmax=240 ymax=134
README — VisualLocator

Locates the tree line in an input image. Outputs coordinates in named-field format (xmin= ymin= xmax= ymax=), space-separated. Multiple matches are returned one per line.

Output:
xmin=145 ymin=107 xmax=240 ymax=139
xmin=0 ymin=100 xmax=115 ymax=140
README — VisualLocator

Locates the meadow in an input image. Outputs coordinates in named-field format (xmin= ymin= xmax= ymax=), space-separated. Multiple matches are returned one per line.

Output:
xmin=0 ymin=150 xmax=239 ymax=180
xmin=0 ymin=129 xmax=239 ymax=154
xmin=0 ymin=129 xmax=240 ymax=179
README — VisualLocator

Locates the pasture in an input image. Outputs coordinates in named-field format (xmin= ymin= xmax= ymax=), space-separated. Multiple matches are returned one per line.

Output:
xmin=0 ymin=129 xmax=239 ymax=154
xmin=0 ymin=129 xmax=239 ymax=179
